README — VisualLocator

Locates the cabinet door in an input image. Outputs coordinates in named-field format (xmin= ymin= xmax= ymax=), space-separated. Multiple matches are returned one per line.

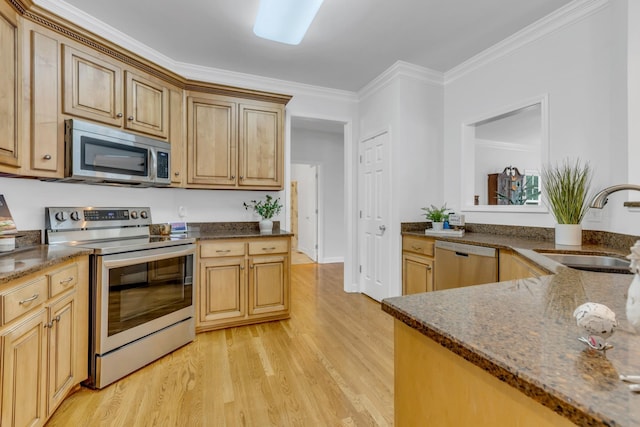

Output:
xmin=0 ymin=3 xmax=20 ymax=169
xmin=124 ymin=71 xmax=169 ymax=138
xmin=198 ymin=257 xmax=246 ymax=325
xmin=238 ymin=103 xmax=283 ymax=189
xmin=499 ymin=251 xmax=546 ymax=281
xmin=187 ymin=96 xmax=237 ymax=186
xmin=402 ymin=253 xmax=433 ymax=295
xmin=47 ymin=291 xmax=76 ymax=415
xmin=62 ymin=45 xmax=123 ymax=126
xmin=1 ymin=309 xmax=47 ymax=427
xmin=248 ymin=255 xmax=289 ymax=316
xmin=26 ymin=26 xmax=62 ymax=176
xmin=169 ymin=88 xmax=184 ymax=185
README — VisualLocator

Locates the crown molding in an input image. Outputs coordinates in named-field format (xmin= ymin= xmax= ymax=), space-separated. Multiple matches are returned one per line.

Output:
xmin=444 ymin=0 xmax=610 ymax=85
xmin=358 ymin=60 xmax=444 ymax=101
xmin=32 ymin=0 xmax=357 ymax=104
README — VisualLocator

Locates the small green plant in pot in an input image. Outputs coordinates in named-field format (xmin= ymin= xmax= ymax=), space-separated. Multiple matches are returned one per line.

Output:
xmin=243 ymin=195 xmax=283 ymax=233
xmin=541 ymin=158 xmax=593 ymax=245
xmin=421 ymin=203 xmax=450 ymax=230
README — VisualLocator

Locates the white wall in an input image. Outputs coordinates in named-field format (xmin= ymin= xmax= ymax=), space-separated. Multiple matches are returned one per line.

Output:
xmin=442 ymin=2 xmax=640 ymax=235
xmin=358 ymin=64 xmax=444 ymax=297
xmin=291 ymin=127 xmax=345 ymax=263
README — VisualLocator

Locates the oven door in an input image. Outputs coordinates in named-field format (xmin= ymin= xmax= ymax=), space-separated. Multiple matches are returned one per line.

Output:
xmin=94 ymin=244 xmax=195 ymax=355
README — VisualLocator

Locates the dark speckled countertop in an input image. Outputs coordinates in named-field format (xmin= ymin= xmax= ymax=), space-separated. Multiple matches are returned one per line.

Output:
xmin=384 ymin=229 xmax=640 ymax=426
xmin=0 ymin=245 xmax=92 ymax=285
xmin=185 ymin=221 xmax=293 ymax=240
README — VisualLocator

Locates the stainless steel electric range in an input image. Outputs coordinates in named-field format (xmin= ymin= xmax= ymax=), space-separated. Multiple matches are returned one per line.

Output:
xmin=45 ymin=206 xmax=196 ymax=389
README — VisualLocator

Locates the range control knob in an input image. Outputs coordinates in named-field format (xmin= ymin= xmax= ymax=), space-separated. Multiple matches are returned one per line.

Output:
xmin=130 ymin=211 xmax=138 ymax=219
xmin=140 ymin=210 xmax=148 ymax=219
xmin=54 ymin=211 xmax=67 ymax=222
xmin=70 ymin=211 xmax=81 ymax=221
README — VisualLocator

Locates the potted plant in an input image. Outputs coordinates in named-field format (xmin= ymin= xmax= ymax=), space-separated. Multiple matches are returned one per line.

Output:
xmin=243 ymin=194 xmax=283 ymax=234
xmin=421 ymin=203 xmax=450 ymax=231
xmin=541 ymin=158 xmax=593 ymax=246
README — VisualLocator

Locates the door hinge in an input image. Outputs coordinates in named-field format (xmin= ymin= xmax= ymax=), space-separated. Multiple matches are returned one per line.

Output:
xmin=315 ymin=244 xmax=318 ymax=249
xmin=359 ymin=155 xmax=363 ymax=163
xmin=359 ymin=210 xmax=362 ymax=218
xmin=359 ymin=265 xmax=362 ymax=273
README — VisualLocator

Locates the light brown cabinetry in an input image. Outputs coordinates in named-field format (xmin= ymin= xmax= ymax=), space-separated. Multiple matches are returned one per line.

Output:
xmin=0 ymin=257 xmax=88 ymax=427
xmin=62 ymin=45 xmax=171 ymax=139
xmin=499 ymin=250 xmax=547 ymax=281
xmin=187 ymin=93 xmax=284 ymax=190
xmin=0 ymin=1 xmax=21 ymax=171
xmin=402 ymin=235 xmax=435 ymax=295
xmin=197 ymin=237 xmax=290 ymax=331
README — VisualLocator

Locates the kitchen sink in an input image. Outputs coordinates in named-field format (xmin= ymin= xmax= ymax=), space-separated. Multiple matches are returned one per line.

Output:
xmin=539 ymin=252 xmax=631 ymax=274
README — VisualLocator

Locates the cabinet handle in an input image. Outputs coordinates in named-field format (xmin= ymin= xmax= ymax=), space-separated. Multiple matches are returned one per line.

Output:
xmin=262 ymin=247 xmax=276 ymax=250
xmin=412 ymin=245 xmax=423 ymax=251
xmin=117 ymin=113 xmax=123 ymax=118
xmin=216 ymin=249 xmax=231 ymax=253
xmin=19 ymin=294 xmax=39 ymax=305
xmin=128 ymin=116 xmax=134 ymax=121
xmin=43 ymin=154 xmax=52 ymax=160
xmin=59 ymin=277 xmax=74 ymax=285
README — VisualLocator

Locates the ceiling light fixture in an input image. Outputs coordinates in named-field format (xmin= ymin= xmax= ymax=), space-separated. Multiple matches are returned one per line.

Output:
xmin=253 ymin=0 xmax=324 ymax=45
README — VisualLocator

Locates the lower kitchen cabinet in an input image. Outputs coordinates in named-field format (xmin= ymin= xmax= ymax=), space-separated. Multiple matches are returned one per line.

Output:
xmin=402 ymin=235 xmax=435 ymax=295
xmin=499 ymin=250 xmax=547 ymax=281
xmin=0 ymin=256 xmax=88 ymax=427
xmin=197 ymin=237 xmax=291 ymax=332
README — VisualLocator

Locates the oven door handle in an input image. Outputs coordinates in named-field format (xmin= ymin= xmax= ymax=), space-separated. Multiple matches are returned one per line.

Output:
xmin=101 ymin=244 xmax=195 ymax=269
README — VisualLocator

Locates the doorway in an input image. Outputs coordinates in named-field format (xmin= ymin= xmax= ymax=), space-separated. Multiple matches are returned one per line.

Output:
xmin=291 ymin=164 xmax=318 ymax=264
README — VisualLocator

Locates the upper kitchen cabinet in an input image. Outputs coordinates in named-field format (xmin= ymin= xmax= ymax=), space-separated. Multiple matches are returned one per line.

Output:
xmin=62 ymin=44 xmax=170 ymax=140
xmin=186 ymin=93 xmax=286 ymax=190
xmin=0 ymin=1 xmax=20 ymax=171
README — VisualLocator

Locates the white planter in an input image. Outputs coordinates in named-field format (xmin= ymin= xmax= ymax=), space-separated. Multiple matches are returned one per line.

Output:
xmin=555 ymin=223 xmax=582 ymax=246
xmin=259 ymin=219 xmax=273 ymax=234
xmin=431 ymin=221 xmax=444 ymax=231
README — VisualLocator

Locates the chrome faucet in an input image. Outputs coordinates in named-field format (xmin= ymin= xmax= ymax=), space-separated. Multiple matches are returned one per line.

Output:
xmin=589 ymin=184 xmax=640 ymax=208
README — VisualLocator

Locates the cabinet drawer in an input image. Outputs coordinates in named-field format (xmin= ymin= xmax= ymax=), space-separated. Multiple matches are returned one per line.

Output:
xmin=402 ymin=236 xmax=434 ymax=257
xmin=200 ymin=241 xmax=246 ymax=258
xmin=248 ymin=239 xmax=289 ymax=255
xmin=48 ymin=263 xmax=78 ymax=297
xmin=2 ymin=276 xmax=48 ymax=324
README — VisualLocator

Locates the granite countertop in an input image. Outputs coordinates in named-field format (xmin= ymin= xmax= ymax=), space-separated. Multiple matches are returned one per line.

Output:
xmin=0 ymin=245 xmax=92 ymax=285
xmin=186 ymin=221 xmax=294 ymax=240
xmin=385 ymin=231 xmax=640 ymax=426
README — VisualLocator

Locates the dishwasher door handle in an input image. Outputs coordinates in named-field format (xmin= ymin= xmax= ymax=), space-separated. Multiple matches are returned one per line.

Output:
xmin=455 ymin=252 xmax=469 ymax=257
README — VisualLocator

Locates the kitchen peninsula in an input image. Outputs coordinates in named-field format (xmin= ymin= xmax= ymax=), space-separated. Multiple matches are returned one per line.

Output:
xmin=384 ymin=230 xmax=640 ymax=426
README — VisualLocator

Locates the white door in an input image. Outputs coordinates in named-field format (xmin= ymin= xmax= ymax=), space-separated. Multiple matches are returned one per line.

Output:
xmin=292 ymin=164 xmax=318 ymax=261
xmin=359 ymin=132 xmax=390 ymax=301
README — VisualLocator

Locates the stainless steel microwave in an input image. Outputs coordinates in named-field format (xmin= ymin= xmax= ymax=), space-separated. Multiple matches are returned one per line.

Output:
xmin=64 ymin=119 xmax=171 ymax=186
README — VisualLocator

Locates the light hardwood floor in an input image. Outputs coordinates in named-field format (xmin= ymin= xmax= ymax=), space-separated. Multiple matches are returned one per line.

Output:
xmin=46 ymin=263 xmax=394 ymax=427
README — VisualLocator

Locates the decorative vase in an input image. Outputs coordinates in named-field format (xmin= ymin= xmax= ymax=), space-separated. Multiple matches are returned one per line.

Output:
xmin=259 ymin=219 xmax=273 ymax=234
xmin=431 ymin=221 xmax=444 ymax=231
xmin=627 ymin=241 xmax=640 ymax=331
xmin=555 ymin=223 xmax=582 ymax=246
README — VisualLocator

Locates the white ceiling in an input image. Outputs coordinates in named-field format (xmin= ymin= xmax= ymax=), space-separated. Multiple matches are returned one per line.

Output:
xmin=55 ymin=0 xmax=573 ymax=92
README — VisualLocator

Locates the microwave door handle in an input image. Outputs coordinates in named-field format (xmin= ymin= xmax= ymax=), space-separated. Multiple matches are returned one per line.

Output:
xmin=149 ymin=149 xmax=157 ymax=182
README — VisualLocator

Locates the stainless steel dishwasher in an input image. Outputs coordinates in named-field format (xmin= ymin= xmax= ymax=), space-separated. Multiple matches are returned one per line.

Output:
xmin=434 ymin=240 xmax=498 ymax=290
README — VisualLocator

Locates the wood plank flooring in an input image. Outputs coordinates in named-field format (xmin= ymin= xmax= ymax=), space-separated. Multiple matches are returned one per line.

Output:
xmin=45 ymin=263 xmax=394 ymax=427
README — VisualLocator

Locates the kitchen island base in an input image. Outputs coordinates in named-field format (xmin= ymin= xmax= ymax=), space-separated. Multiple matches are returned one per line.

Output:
xmin=394 ymin=320 xmax=574 ymax=427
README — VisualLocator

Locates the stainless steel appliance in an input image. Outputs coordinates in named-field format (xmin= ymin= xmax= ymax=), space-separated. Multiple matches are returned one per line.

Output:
xmin=434 ymin=240 xmax=497 ymax=291
xmin=45 ymin=206 xmax=195 ymax=389
xmin=63 ymin=119 xmax=171 ymax=186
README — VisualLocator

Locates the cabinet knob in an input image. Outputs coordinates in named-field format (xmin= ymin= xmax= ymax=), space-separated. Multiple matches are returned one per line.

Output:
xmin=128 ymin=116 xmax=134 ymax=121
xmin=231 ymin=175 xmax=235 ymax=179
xmin=174 ymin=171 xmax=180 ymax=176
xmin=240 ymin=265 xmax=245 ymax=270
xmin=426 ymin=265 xmax=432 ymax=271
xmin=43 ymin=154 xmax=52 ymax=160
xmin=240 ymin=176 xmax=244 ymax=180
xmin=250 ymin=264 xmax=254 ymax=269
xmin=116 ymin=113 xmax=123 ymax=118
